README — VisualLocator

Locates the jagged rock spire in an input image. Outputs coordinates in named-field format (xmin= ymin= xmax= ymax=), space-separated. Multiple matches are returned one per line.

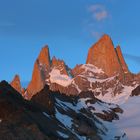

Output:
xmin=26 ymin=46 xmax=51 ymax=99
xmin=10 ymin=74 xmax=22 ymax=94
xmin=86 ymin=34 xmax=127 ymax=77
xmin=51 ymin=56 xmax=69 ymax=75
xmin=38 ymin=45 xmax=51 ymax=68
xmin=26 ymin=60 xmax=45 ymax=99
xmin=115 ymin=45 xmax=129 ymax=74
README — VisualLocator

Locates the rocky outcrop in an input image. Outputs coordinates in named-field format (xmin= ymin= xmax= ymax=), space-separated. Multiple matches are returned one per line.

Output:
xmin=10 ymin=74 xmax=22 ymax=94
xmin=51 ymin=56 xmax=69 ymax=76
xmin=26 ymin=60 xmax=45 ymax=99
xmin=86 ymin=34 xmax=123 ymax=77
xmin=0 ymin=81 xmax=49 ymax=140
xmin=38 ymin=45 xmax=51 ymax=68
xmin=115 ymin=45 xmax=129 ymax=74
xmin=131 ymin=85 xmax=140 ymax=96
xmin=0 ymin=81 xmax=125 ymax=140
xmin=26 ymin=46 xmax=51 ymax=99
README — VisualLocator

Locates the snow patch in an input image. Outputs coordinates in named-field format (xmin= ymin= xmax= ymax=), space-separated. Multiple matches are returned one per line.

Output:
xmin=43 ymin=112 xmax=50 ymax=118
xmin=49 ymin=69 xmax=72 ymax=87
xmin=96 ymin=85 xmax=137 ymax=105
xmin=81 ymin=64 xmax=104 ymax=74
xmin=113 ymin=96 xmax=140 ymax=139
xmin=72 ymin=80 xmax=81 ymax=93
xmin=55 ymin=108 xmax=73 ymax=128
xmin=57 ymin=131 xmax=69 ymax=138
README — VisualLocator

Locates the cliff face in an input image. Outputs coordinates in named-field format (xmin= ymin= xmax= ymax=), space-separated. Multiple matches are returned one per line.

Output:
xmin=115 ymin=45 xmax=129 ymax=74
xmin=51 ymin=56 xmax=69 ymax=76
xmin=86 ymin=34 xmax=123 ymax=77
xmin=26 ymin=60 xmax=45 ymax=99
xmin=26 ymin=46 xmax=51 ymax=99
xmin=38 ymin=45 xmax=51 ymax=68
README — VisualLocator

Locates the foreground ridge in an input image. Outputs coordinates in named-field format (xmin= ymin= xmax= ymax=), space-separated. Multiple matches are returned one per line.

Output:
xmin=0 ymin=80 xmax=125 ymax=139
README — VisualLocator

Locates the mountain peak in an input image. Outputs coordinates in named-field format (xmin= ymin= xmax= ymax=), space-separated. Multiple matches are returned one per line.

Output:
xmin=115 ymin=45 xmax=129 ymax=74
xmin=51 ymin=56 xmax=69 ymax=75
xmin=26 ymin=60 xmax=46 ymax=99
xmin=86 ymin=35 xmax=123 ymax=76
xmin=38 ymin=45 xmax=51 ymax=68
xmin=99 ymin=34 xmax=112 ymax=42
xmin=10 ymin=74 xmax=22 ymax=94
xmin=13 ymin=74 xmax=20 ymax=81
xmin=51 ymin=56 xmax=57 ymax=63
xmin=26 ymin=46 xmax=51 ymax=99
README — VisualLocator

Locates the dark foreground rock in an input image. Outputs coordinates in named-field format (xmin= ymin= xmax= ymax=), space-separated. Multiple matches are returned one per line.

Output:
xmin=131 ymin=85 xmax=140 ymax=96
xmin=0 ymin=81 xmax=123 ymax=140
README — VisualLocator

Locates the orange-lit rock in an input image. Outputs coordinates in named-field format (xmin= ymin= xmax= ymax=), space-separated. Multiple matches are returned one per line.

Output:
xmin=115 ymin=45 xmax=129 ymax=74
xmin=26 ymin=46 xmax=51 ymax=99
xmin=38 ymin=45 xmax=51 ymax=68
xmin=51 ymin=56 xmax=69 ymax=75
xmin=26 ymin=60 xmax=45 ymax=99
xmin=10 ymin=74 xmax=22 ymax=94
xmin=86 ymin=34 xmax=122 ymax=76
xmin=24 ymin=36 xmax=135 ymax=99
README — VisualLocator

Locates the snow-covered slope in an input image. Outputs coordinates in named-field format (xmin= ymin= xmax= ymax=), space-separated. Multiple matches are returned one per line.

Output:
xmin=49 ymin=68 xmax=72 ymax=87
xmin=47 ymin=64 xmax=138 ymax=106
xmin=96 ymin=85 xmax=138 ymax=105
xmin=31 ymin=85 xmax=127 ymax=140
xmin=113 ymin=96 xmax=140 ymax=140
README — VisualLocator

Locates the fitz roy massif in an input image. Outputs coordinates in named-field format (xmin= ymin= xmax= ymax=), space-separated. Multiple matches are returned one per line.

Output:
xmin=1 ymin=34 xmax=140 ymax=140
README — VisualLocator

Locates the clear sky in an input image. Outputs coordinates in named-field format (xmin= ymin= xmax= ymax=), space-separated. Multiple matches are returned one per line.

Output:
xmin=0 ymin=0 xmax=140 ymax=82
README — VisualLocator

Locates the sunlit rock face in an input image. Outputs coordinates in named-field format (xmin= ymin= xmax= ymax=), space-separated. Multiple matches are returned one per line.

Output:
xmin=38 ymin=45 xmax=51 ymax=68
xmin=26 ymin=60 xmax=45 ymax=99
xmin=26 ymin=46 xmax=51 ymax=99
xmin=51 ymin=56 xmax=69 ymax=76
xmin=86 ymin=34 xmax=123 ymax=77
xmin=10 ymin=74 xmax=23 ymax=94
xmin=115 ymin=45 xmax=129 ymax=74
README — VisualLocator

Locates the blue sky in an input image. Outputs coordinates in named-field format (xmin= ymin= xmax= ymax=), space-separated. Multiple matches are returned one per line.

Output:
xmin=0 ymin=0 xmax=140 ymax=81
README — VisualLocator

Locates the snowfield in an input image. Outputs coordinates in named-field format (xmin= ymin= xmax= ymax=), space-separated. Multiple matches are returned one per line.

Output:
xmin=114 ymin=96 xmax=140 ymax=140
xmin=81 ymin=64 xmax=104 ymax=74
xmin=96 ymin=85 xmax=137 ymax=105
xmin=46 ymin=65 xmax=140 ymax=139
xmin=49 ymin=68 xmax=72 ymax=87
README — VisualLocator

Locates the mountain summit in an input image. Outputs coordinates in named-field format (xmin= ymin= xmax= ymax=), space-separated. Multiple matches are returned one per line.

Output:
xmin=86 ymin=34 xmax=129 ymax=77
xmin=26 ymin=46 xmax=51 ymax=99
xmin=10 ymin=74 xmax=23 ymax=94
xmin=115 ymin=45 xmax=129 ymax=74
xmin=13 ymin=34 xmax=138 ymax=102
xmin=38 ymin=45 xmax=51 ymax=68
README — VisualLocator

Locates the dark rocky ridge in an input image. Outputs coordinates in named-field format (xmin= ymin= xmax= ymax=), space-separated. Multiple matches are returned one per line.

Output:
xmin=0 ymin=81 xmax=124 ymax=140
xmin=131 ymin=85 xmax=140 ymax=96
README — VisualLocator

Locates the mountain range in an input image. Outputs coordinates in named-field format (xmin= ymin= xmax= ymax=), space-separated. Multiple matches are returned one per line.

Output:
xmin=1 ymin=34 xmax=140 ymax=139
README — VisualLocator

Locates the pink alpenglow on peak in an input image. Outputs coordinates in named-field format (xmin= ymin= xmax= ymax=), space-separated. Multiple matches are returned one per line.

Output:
xmin=86 ymin=34 xmax=129 ymax=77
xmin=38 ymin=45 xmax=51 ymax=68
xmin=115 ymin=45 xmax=129 ymax=74
xmin=26 ymin=46 xmax=51 ymax=99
